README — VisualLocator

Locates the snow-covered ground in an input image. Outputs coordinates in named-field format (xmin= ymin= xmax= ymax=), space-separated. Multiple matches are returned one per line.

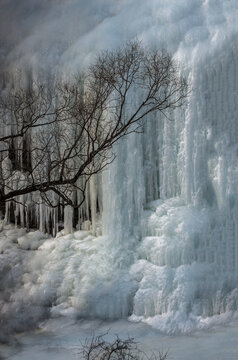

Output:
xmin=1 ymin=219 xmax=238 ymax=358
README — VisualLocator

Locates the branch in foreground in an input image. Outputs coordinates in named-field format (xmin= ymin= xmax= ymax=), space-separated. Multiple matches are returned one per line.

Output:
xmin=79 ymin=334 xmax=169 ymax=360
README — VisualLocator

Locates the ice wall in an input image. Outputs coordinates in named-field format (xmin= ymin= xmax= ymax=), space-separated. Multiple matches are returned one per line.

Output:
xmin=100 ymin=2 xmax=238 ymax=331
xmin=138 ymin=42 xmax=238 ymax=331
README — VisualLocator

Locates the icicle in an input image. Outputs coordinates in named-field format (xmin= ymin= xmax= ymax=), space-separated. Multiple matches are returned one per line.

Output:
xmin=64 ymin=205 xmax=73 ymax=234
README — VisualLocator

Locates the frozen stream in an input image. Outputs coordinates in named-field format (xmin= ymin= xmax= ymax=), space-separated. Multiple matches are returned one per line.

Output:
xmin=1 ymin=318 xmax=238 ymax=360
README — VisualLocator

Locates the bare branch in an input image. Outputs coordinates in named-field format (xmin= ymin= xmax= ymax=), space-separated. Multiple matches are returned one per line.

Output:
xmin=0 ymin=41 xmax=187 ymax=229
xmin=79 ymin=333 xmax=169 ymax=360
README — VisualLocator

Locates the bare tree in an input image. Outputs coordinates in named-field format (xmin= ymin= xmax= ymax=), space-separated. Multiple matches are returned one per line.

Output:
xmin=0 ymin=41 xmax=187 ymax=220
xmin=79 ymin=333 xmax=169 ymax=360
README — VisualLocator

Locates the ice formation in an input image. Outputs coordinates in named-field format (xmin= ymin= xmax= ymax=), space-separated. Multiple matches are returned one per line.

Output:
xmin=0 ymin=0 xmax=238 ymax=338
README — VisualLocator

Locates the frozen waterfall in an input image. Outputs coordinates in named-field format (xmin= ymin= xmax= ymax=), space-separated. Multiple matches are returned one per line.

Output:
xmin=101 ymin=22 xmax=238 ymax=331
xmin=0 ymin=0 xmax=238 ymax=335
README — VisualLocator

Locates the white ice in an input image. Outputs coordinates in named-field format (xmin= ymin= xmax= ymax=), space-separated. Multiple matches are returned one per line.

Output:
xmin=0 ymin=0 xmax=238 ymax=351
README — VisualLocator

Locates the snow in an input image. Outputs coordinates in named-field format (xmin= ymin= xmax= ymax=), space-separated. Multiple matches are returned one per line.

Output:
xmin=0 ymin=0 xmax=238 ymax=355
xmin=0 ymin=223 xmax=136 ymax=342
xmin=0 ymin=204 xmax=238 ymax=343
xmin=17 ymin=231 xmax=48 ymax=250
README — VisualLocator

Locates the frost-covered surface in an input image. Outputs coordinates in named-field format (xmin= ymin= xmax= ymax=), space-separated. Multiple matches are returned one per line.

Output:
xmin=99 ymin=0 xmax=238 ymax=334
xmin=0 ymin=223 xmax=137 ymax=343
xmin=0 ymin=0 xmax=238 ymax=341
xmin=130 ymin=198 xmax=238 ymax=332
